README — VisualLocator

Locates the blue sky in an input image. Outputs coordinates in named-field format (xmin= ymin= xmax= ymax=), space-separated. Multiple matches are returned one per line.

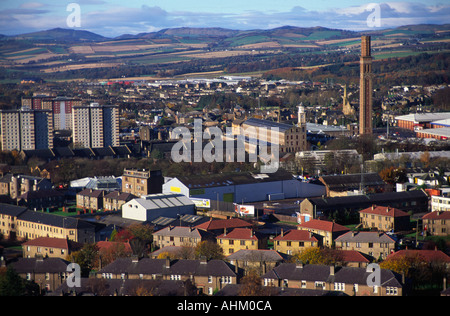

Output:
xmin=0 ymin=1 xmax=449 ymax=37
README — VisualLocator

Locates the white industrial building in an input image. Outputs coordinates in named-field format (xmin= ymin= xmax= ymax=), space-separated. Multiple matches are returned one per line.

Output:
xmin=122 ymin=193 xmax=195 ymax=222
xmin=162 ymin=170 xmax=326 ymax=204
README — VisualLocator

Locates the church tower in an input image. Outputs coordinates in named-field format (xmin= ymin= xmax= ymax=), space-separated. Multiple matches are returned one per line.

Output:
xmin=359 ymin=36 xmax=373 ymax=135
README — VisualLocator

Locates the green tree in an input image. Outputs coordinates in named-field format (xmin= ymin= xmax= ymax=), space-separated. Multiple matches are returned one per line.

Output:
xmin=68 ymin=244 xmax=99 ymax=276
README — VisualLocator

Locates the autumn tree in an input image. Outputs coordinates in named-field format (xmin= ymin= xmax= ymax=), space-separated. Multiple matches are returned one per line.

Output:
xmin=195 ymin=240 xmax=224 ymax=260
xmin=239 ymin=270 xmax=269 ymax=296
xmin=291 ymin=247 xmax=345 ymax=266
xmin=379 ymin=166 xmax=408 ymax=185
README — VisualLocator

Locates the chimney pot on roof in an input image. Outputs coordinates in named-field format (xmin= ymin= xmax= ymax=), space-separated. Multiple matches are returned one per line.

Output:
xmin=330 ymin=265 xmax=335 ymax=276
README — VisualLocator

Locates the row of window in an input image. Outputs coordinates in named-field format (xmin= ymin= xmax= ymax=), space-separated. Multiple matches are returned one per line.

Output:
xmin=263 ymin=278 xmax=398 ymax=295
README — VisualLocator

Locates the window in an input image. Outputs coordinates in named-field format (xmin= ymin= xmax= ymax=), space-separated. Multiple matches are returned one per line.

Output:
xmin=170 ymin=275 xmax=181 ymax=280
xmin=208 ymin=276 xmax=212 ymax=283
xmin=301 ymin=280 xmax=306 ymax=288
xmin=386 ymin=287 xmax=398 ymax=295
xmin=334 ymin=283 xmax=345 ymax=291
xmin=315 ymin=281 xmax=325 ymax=289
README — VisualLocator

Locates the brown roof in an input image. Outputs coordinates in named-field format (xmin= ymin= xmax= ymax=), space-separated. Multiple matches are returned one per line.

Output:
xmin=23 ymin=237 xmax=69 ymax=249
xmin=298 ymin=219 xmax=350 ymax=233
xmin=78 ymin=189 xmax=104 ymax=198
xmin=104 ymin=191 xmax=136 ymax=201
xmin=386 ymin=249 xmax=450 ymax=263
xmin=359 ymin=205 xmax=410 ymax=217
xmin=422 ymin=211 xmax=450 ymax=220
xmin=195 ymin=218 xmax=252 ymax=232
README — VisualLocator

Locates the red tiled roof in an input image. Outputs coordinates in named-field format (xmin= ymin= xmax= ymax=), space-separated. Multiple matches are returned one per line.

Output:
xmin=22 ymin=237 xmax=69 ymax=249
xmin=217 ymin=228 xmax=258 ymax=240
xmin=359 ymin=205 xmax=409 ymax=217
xmin=423 ymin=211 xmax=450 ymax=220
xmin=195 ymin=218 xmax=252 ymax=231
xmin=298 ymin=219 xmax=350 ymax=233
xmin=386 ymin=249 xmax=450 ymax=263
xmin=339 ymin=250 xmax=370 ymax=263
xmin=273 ymin=229 xmax=317 ymax=242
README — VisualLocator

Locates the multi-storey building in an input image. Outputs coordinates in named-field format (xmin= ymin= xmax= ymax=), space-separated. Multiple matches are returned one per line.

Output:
xmin=0 ymin=109 xmax=53 ymax=151
xmin=72 ymin=103 xmax=119 ymax=148
xmin=153 ymin=226 xmax=211 ymax=249
xmin=216 ymin=228 xmax=265 ymax=256
xmin=122 ymin=168 xmax=164 ymax=197
xmin=233 ymin=105 xmax=307 ymax=154
xmin=422 ymin=211 xmax=450 ymax=237
xmin=359 ymin=205 xmax=411 ymax=232
xmin=22 ymin=96 xmax=82 ymax=131
xmin=431 ymin=195 xmax=450 ymax=212
xmin=0 ymin=174 xmax=52 ymax=199
xmin=273 ymin=229 xmax=318 ymax=255
xmin=335 ymin=231 xmax=396 ymax=260
xmin=0 ymin=204 xmax=99 ymax=243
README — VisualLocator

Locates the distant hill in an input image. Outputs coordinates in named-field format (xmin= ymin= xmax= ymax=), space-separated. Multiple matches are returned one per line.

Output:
xmin=12 ymin=28 xmax=108 ymax=42
xmin=8 ymin=24 xmax=450 ymax=44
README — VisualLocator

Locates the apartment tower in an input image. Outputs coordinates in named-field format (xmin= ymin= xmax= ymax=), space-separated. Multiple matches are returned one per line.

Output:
xmin=0 ymin=109 xmax=53 ymax=151
xmin=359 ymin=36 xmax=373 ymax=136
xmin=72 ymin=103 xmax=119 ymax=148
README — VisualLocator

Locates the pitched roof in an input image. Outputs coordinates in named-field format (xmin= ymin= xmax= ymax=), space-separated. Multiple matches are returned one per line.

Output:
xmin=51 ymin=278 xmax=187 ymax=296
xmin=12 ymin=257 xmax=70 ymax=274
xmin=17 ymin=210 xmax=96 ymax=230
xmin=77 ymin=189 xmax=104 ymax=198
xmin=263 ymin=263 xmax=331 ymax=282
xmin=226 ymin=249 xmax=285 ymax=262
xmin=320 ymin=173 xmax=385 ymax=192
xmin=195 ymin=218 xmax=252 ymax=232
xmin=0 ymin=203 xmax=28 ymax=217
xmin=339 ymin=250 xmax=370 ymax=264
xmin=22 ymin=237 xmax=81 ymax=250
xmin=153 ymin=226 xmax=206 ymax=239
xmin=167 ymin=259 xmax=236 ymax=277
xmin=335 ymin=231 xmax=396 ymax=243
xmin=263 ymin=263 xmax=402 ymax=287
xmin=298 ymin=219 xmax=350 ymax=233
xmin=131 ymin=193 xmax=194 ymax=210
xmin=332 ymin=266 xmax=403 ymax=288
xmin=103 ymin=191 xmax=136 ymax=201
xmin=273 ymin=229 xmax=318 ymax=242
xmin=217 ymin=228 xmax=258 ymax=240
xmin=385 ymin=249 xmax=450 ymax=263
xmin=359 ymin=205 xmax=410 ymax=217
xmin=422 ymin=211 xmax=450 ymax=220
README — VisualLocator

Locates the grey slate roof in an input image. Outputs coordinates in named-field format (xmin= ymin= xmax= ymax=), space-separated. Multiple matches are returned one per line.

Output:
xmin=99 ymin=258 xmax=236 ymax=278
xmin=263 ymin=263 xmax=403 ymax=287
xmin=11 ymin=257 xmax=70 ymax=274
xmin=226 ymin=249 xmax=286 ymax=262
xmin=50 ymin=278 xmax=187 ymax=296
xmin=17 ymin=209 xmax=96 ymax=230
xmin=0 ymin=203 xmax=28 ymax=217
xmin=335 ymin=231 xmax=396 ymax=244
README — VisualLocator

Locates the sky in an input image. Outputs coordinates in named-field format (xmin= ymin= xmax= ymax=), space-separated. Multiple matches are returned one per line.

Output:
xmin=0 ymin=0 xmax=449 ymax=37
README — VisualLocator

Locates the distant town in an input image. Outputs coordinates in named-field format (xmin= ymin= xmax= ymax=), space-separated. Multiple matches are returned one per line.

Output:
xmin=0 ymin=31 xmax=449 ymax=298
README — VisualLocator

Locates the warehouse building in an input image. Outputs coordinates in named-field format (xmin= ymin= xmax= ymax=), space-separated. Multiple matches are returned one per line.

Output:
xmin=162 ymin=170 xmax=326 ymax=204
xmin=122 ymin=193 xmax=195 ymax=222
